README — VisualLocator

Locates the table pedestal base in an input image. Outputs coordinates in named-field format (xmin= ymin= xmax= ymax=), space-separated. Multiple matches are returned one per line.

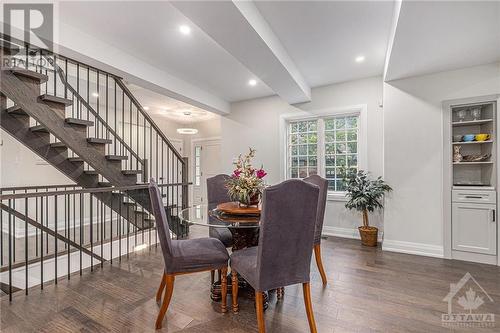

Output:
xmin=211 ymin=275 xmax=269 ymax=310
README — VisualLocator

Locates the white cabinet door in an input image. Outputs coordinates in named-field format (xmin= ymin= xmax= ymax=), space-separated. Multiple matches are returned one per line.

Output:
xmin=452 ymin=203 xmax=497 ymax=255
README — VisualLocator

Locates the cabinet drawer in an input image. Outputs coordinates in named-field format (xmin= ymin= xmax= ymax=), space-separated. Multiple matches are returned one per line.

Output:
xmin=452 ymin=190 xmax=496 ymax=204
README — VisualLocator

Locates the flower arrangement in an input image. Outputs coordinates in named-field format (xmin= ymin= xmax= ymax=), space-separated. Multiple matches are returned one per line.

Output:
xmin=226 ymin=148 xmax=267 ymax=206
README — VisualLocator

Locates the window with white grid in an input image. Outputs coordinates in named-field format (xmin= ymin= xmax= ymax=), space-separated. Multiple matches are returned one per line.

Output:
xmin=324 ymin=115 xmax=359 ymax=192
xmin=288 ymin=120 xmax=318 ymax=179
xmin=286 ymin=113 xmax=360 ymax=194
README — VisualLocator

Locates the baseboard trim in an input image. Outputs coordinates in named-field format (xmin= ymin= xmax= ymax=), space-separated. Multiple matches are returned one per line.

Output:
xmin=382 ymin=239 xmax=444 ymax=258
xmin=322 ymin=226 xmax=384 ymax=240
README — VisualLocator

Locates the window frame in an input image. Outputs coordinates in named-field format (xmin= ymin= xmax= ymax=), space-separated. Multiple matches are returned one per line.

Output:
xmin=280 ymin=105 xmax=368 ymax=201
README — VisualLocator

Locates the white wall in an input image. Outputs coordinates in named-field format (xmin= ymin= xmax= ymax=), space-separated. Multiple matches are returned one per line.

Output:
xmin=383 ymin=62 xmax=500 ymax=257
xmin=221 ymin=76 xmax=384 ymax=237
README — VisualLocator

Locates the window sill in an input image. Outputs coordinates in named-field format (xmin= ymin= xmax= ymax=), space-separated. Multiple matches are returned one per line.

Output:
xmin=327 ymin=192 xmax=347 ymax=202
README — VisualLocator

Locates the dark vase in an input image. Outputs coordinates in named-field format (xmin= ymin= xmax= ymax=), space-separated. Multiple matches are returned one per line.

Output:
xmin=239 ymin=193 xmax=260 ymax=207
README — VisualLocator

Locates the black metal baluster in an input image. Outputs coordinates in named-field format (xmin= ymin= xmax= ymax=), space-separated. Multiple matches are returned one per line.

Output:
xmin=126 ymin=199 xmax=130 ymax=258
xmin=53 ymin=54 xmax=56 ymax=96
xmin=106 ymin=74 xmax=109 ymax=157
xmin=12 ymin=190 xmax=15 ymax=263
xmin=76 ymin=63 xmax=80 ymax=118
xmin=100 ymin=200 xmax=104 ymax=268
xmin=67 ymin=194 xmax=70 ymax=280
xmin=64 ymin=192 xmax=67 ymax=250
xmin=54 ymin=195 xmax=58 ymax=284
xmin=87 ymin=66 xmax=90 ymax=137
xmin=8 ymin=199 xmax=12 ymax=301
xmin=96 ymin=70 xmax=100 ymax=138
xmin=90 ymin=195 xmax=93 ymax=272
xmin=73 ymin=191 xmax=76 ymax=242
xmin=35 ymin=190 xmax=38 ymax=257
xmin=122 ymin=90 xmax=125 ymax=157
xmin=40 ymin=196 xmax=44 ymax=290
xmin=0 ymin=193 xmax=3 ymax=266
xmin=79 ymin=193 xmax=83 ymax=276
xmin=25 ymin=197 xmax=28 ymax=294
xmin=110 ymin=198 xmax=113 ymax=264
xmin=114 ymin=80 xmax=117 ymax=155
xmin=129 ymin=99 xmax=132 ymax=170
xmin=45 ymin=189 xmax=48 ymax=254
xmin=118 ymin=194 xmax=122 ymax=261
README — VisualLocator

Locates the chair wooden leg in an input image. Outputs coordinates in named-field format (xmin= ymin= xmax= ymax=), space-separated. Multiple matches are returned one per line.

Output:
xmin=314 ymin=244 xmax=328 ymax=285
xmin=221 ymin=267 xmax=228 ymax=313
xmin=155 ymin=275 xmax=175 ymax=329
xmin=155 ymin=272 xmax=166 ymax=304
xmin=231 ymin=269 xmax=239 ymax=313
xmin=210 ymin=270 xmax=215 ymax=285
xmin=302 ymin=282 xmax=317 ymax=333
xmin=255 ymin=291 xmax=265 ymax=333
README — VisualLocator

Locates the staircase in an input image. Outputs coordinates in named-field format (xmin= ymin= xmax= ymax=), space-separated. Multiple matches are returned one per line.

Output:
xmin=0 ymin=37 xmax=188 ymax=231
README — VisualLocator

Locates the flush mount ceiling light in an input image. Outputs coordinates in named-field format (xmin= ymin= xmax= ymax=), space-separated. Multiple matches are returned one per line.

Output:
xmin=92 ymin=92 xmax=99 ymax=97
xmin=355 ymin=55 xmax=365 ymax=63
xmin=248 ymin=79 xmax=257 ymax=86
xmin=177 ymin=128 xmax=198 ymax=135
xmin=179 ymin=25 xmax=191 ymax=35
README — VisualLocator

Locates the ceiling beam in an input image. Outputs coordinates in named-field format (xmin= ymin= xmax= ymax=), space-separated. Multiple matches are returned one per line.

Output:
xmin=172 ymin=0 xmax=311 ymax=104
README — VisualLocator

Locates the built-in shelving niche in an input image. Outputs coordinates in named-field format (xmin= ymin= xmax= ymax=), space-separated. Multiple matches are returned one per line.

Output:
xmin=452 ymin=102 xmax=496 ymax=187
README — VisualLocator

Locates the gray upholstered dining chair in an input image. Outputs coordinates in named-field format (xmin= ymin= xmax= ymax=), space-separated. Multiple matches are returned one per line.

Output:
xmin=148 ymin=180 xmax=230 ymax=329
xmin=207 ymin=174 xmax=233 ymax=247
xmin=230 ymin=179 xmax=320 ymax=333
xmin=207 ymin=174 xmax=233 ymax=284
xmin=304 ymin=175 xmax=329 ymax=285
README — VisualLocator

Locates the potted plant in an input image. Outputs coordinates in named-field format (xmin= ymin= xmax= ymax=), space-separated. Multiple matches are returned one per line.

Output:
xmin=344 ymin=170 xmax=392 ymax=247
xmin=226 ymin=148 xmax=267 ymax=206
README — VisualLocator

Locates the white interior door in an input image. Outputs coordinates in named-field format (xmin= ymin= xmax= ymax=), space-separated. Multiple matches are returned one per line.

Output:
xmin=192 ymin=139 xmax=221 ymax=205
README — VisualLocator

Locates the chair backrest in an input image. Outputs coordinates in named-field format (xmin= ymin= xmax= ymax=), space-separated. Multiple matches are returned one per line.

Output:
xmin=148 ymin=179 xmax=174 ymax=270
xmin=256 ymin=179 xmax=319 ymax=291
xmin=207 ymin=174 xmax=231 ymax=210
xmin=304 ymin=175 xmax=328 ymax=245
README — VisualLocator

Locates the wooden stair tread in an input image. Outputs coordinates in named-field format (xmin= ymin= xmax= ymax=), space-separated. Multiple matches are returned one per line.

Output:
xmin=39 ymin=94 xmax=73 ymax=106
xmin=67 ymin=157 xmax=84 ymax=163
xmin=29 ymin=125 xmax=49 ymax=133
xmin=4 ymin=67 xmax=48 ymax=83
xmin=65 ymin=118 xmax=94 ymax=127
xmin=83 ymin=170 xmax=99 ymax=175
xmin=123 ymin=201 xmax=137 ymax=206
xmin=122 ymin=170 xmax=142 ymax=175
xmin=105 ymin=155 xmax=128 ymax=161
xmin=98 ymin=182 xmax=112 ymax=187
xmin=49 ymin=142 xmax=66 ymax=148
xmin=5 ymin=105 xmax=27 ymax=116
xmin=87 ymin=138 xmax=112 ymax=144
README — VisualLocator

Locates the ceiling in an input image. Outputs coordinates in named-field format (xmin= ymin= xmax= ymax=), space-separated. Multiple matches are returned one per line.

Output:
xmin=386 ymin=1 xmax=500 ymax=81
xmin=254 ymin=1 xmax=394 ymax=87
xmin=59 ymin=1 xmax=275 ymax=103
xmin=127 ymin=84 xmax=218 ymax=124
xmin=56 ymin=1 xmax=499 ymax=115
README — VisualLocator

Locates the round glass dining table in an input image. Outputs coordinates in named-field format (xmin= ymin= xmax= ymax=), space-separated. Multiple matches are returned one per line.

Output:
xmin=178 ymin=204 xmax=261 ymax=251
xmin=178 ymin=204 xmax=270 ymax=307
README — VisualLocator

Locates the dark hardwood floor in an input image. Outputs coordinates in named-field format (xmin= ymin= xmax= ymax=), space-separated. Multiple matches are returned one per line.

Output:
xmin=1 ymin=231 xmax=499 ymax=332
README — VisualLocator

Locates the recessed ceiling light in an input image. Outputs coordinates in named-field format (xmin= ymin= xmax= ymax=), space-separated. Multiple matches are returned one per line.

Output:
xmin=143 ymin=106 xmax=149 ymax=111
xmin=248 ymin=79 xmax=257 ymax=86
xmin=355 ymin=55 xmax=365 ymax=63
xmin=177 ymin=128 xmax=198 ymax=135
xmin=92 ymin=92 xmax=99 ymax=97
xmin=179 ymin=25 xmax=191 ymax=35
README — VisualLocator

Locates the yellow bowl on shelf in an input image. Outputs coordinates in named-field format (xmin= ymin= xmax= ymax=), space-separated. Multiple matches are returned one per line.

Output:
xmin=475 ymin=134 xmax=490 ymax=141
